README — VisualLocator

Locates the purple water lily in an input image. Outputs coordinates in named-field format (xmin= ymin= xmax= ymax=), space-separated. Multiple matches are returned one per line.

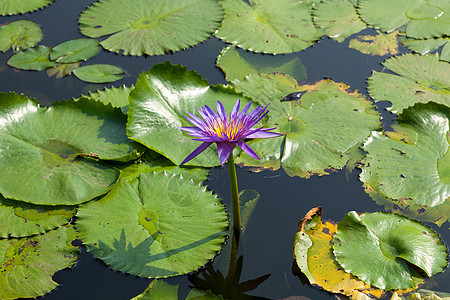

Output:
xmin=179 ymin=99 xmax=283 ymax=165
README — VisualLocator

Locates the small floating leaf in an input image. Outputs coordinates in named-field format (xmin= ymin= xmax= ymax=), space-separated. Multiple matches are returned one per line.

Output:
xmin=358 ymin=0 xmax=450 ymax=39
xmin=0 ymin=0 xmax=55 ymax=16
xmin=360 ymin=102 xmax=450 ymax=208
xmin=0 ymin=20 xmax=42 ymax=52
xmin=0 ymin=195 xmax=76 ymax=238
xmin=216 ymin=45 xmax=307 ymax=82
xmin=368 ymin=53 xmax=450 ymax=114
xmin=50 ymin=38 xmax=100 ymax=63
xmin=313 ymin=0 xmax=366 ymax=43
xmin=46 ymin=62 xmax=80 ymax=79
xmin=79 ymin=0 xmax=223 ymax=56
xmin=131 ymin=279 xmax=179 ymax=300
xmin=127 ymin=61 xmax=253 ymax=167
xmin=73 ymin=64 xmax=125 ymax=83
xmin=0 ymin=92 xmax=139 ymax=205
xmin=400 ymin=36 xmax=450 ymax=63
xmin=333 ymin=211 xmax=448 ymax=290
xmin=0 ymin=225 xmax=78 ymax=299
xmin=7 ymin=45 xmax=56 ymax=71
xmin=348 ymin=30 xmax=400 ymax=56
xmin=76 ymin=173 xmax=228 ymax=278
xmin=215 ymin=0 xmax=322 ymax=54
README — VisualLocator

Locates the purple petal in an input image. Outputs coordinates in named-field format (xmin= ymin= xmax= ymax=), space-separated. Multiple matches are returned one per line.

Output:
xmin=180 ymin=142 xmax=212 ymax=165
xmin=217 ymin=142 xmax=234 ymax=165
xmin=185 ymin=111 xmax=206 ymax=128
xmin=236 ymin=140 xmax=259 ymax=160
xmin=231 ymin=99 xmax=241 ymax=118
xmin=192 ymin=136 xmax=223 ymax=142
xmin=245 ymin=128 xmax=283 ymax=139
xmin=179 ymin=126 xmax=207 ymax=136
xmin=217 ymin=101 xmax=227 ymax=120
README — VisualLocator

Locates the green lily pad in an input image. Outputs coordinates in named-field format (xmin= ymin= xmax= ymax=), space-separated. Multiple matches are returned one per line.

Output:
xmin=79 ymin=0 xmax=223 ymax=56
xmin=0 ymin=225 xmax=79 ymax=299
xmin=313 ymin=0 xmax=366 ymax=43
xmin=7 ymin=45 xmax=56 ymax=71
xmin=360 ymin=102 xmax=450 ymax=208
xmin=0 ymin=195 xmax=76 ymax=238
xmin=46 ymin=62 xmax=80 ymax=79
xmin=77 ymin=84 xmax=134 ymax=108
xmin=358 ymin=0 xmax=450 ymax=39
xmin=50 ymin=38 xmax=100 ymax=63
xmin=333 ymin=211 xmax=448 ymax=290
xmin=233 ymin=76 xmax=381 ymax=178
xmin=216 ymin=45 xmax=307 ymax=82
xmin=348 ymin=30 xmax=400 ymax=56
xmin=76 ymin=172 xmax=228 ymax=278
xmin=215 ymin=0 xmax=322 ymax=54
xmin=0 ymin=20 xmax=42 ymax=52
xmin=400 ymin=36 xmax=450 ymax=62
xmin=363 ymin=183 xmax=450 ymax=228
xmin=0 ymin=0 xmax=55 ymax=16
xmin=72 ymin=64 xmax=125 ymax=83
xmin=127 ymin=61 xmax=253 ymax=167
xmin=293 ymin=207 xmax=418 ymax=298
xmin=368 ymin=53 xmax=450 ymax=114
xmin=0 ymin=92 xmax=140 ymax=205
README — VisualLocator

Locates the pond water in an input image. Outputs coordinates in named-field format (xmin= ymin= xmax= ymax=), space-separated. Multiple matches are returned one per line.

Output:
xmin=0 ymin=1 xmax=448 ymax=299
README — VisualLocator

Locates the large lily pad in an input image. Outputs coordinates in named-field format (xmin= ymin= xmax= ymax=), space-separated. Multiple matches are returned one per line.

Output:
xmin=0 ymin=0 xmax=55 ymax=16
xmin=358 ymin=0 xmax=450 ymax=39
xmin=0 ymin=20 xmax=42 ymax=52
xmin=0 ymin=92 xmax=141 ymax=205
xmin=215 ymin=0 xmax=322 ymax=54
xmin=348 ymin=30 xmax=400 ymax=56
xmin=313 ymin=0 xmax=366 ymax=43
xmin=368 ymin=53 xmax=450 ymax=114
xmin=76 ymin=172 xmax=228 ymax=278
xmin=216 ymin=45 xmax=307 ymax=82
xmin=360 ymin=102 xmax=450 ymax=208
xmin=50 ymin=38 xmax=100 ymax=63
xmin=7 ymin=45 xmax=56 ymax=71
xmin=233 ymin=76 xmax=381 ymax=178
xmin=79 ymin=0 xmax=223 ymax=56
xmin=127 ymin=61 xmax=254 ymax=167
xmin=293 ymin=207 xmax=419 ymax=298
xmin=333 ymin=211 xmax=448 ymax=290
xmin=72 ymin=64 xmax=125 ymax=83
xmin=0 ymin=225 xmax=78 ymax=299
xmin=0 ymin=195 xmax=76 ymax=238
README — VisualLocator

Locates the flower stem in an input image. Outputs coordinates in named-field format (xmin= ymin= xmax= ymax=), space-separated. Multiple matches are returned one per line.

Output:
xmin=227 ymin=153 xmax=241 ymax=232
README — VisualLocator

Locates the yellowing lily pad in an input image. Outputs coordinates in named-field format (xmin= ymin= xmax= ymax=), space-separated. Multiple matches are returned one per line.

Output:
xmin=293 ymin=207 xmax=421 ymax=298
xmin=349 ymin=30 xmax=400 ymax=56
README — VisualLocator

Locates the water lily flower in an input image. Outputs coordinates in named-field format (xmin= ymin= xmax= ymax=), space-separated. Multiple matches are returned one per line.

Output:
xmin=179 ymin=99 xmax=282 ymax=165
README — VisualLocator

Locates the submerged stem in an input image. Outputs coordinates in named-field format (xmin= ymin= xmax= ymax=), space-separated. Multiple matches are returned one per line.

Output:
xmin=227 ymin=153 xmax=241 ymax=232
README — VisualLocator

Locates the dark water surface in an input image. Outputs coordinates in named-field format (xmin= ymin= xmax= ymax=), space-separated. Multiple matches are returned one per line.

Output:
xmin=1 ymin=1 xmax=448 ymax=299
